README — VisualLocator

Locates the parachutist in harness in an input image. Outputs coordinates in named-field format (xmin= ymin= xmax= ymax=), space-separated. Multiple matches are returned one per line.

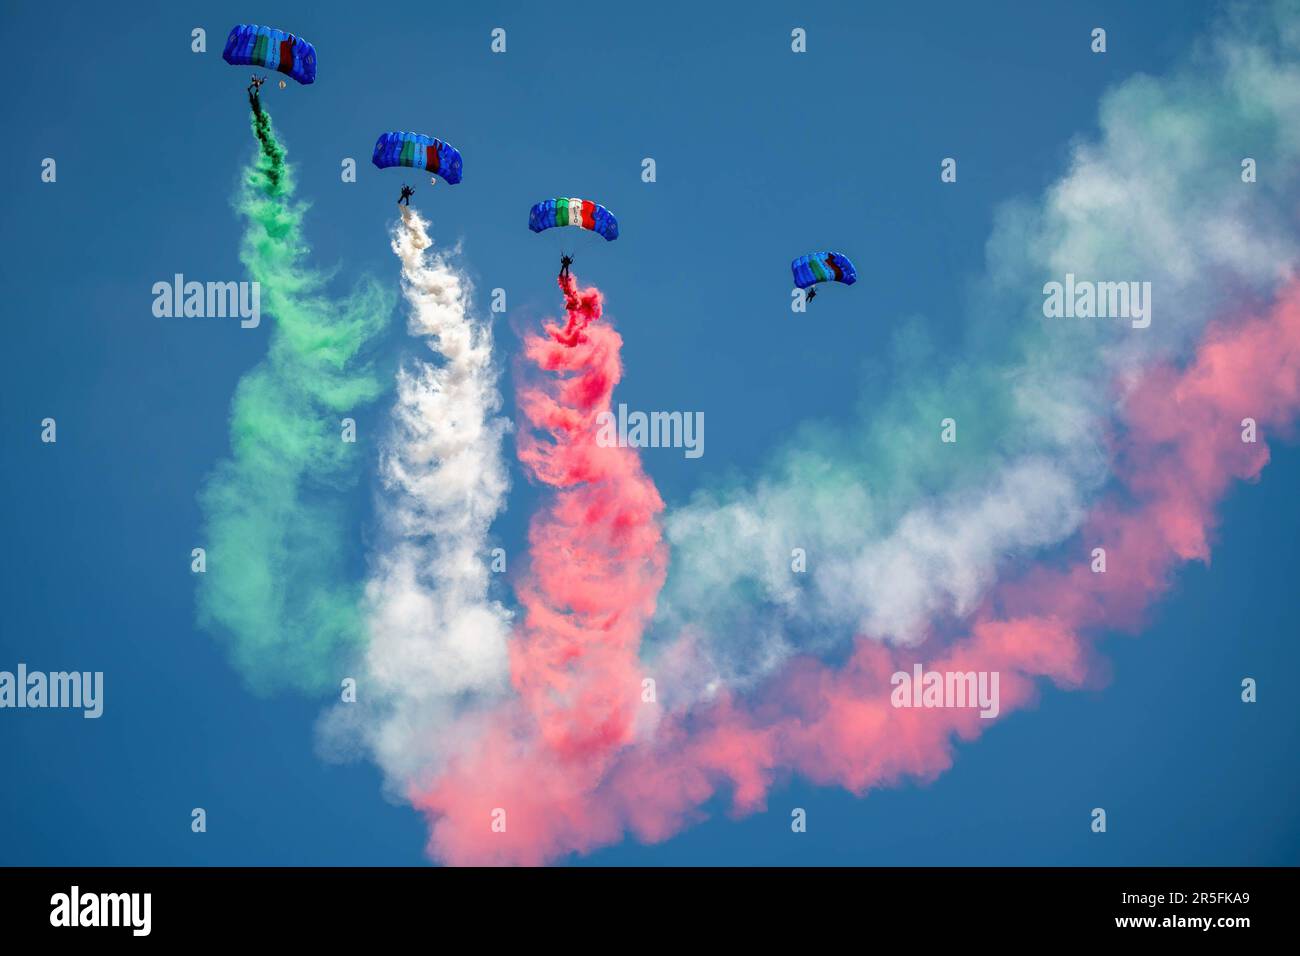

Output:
xmin=805 ymin=287 xmax=817 ymax=304
xmin=559 ymin=254 xmax=574 ymax=278
xmin=247 ymin=75 xmax=267 ymax=116
xmin=398 ymin=184 xmax=415 ymax=206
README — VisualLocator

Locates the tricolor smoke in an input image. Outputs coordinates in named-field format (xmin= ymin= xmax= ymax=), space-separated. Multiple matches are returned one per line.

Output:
xmin=652 ymin=1 xmax=1300 ymax=695
xmin=197 ymin=105 xmax=390 ymax=694
xmin=636 ymin=282 xmax=1300 ymax=813
xmin=410 ymin=278 xmax=1300 ymax=866
xmin=399 ymin=3 xmax=1300 ymax=863
xmin=318 ymin=206 xmax=512 ymax=790
xmin=409 ymin=273 xmax=668 ymax=864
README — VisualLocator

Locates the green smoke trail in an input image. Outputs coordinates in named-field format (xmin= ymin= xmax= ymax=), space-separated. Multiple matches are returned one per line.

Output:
xmin=197 ymin=102 xmax=392 ymax=695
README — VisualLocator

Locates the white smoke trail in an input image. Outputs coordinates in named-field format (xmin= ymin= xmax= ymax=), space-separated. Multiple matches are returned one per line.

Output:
xmin=319 ymin=206 xmax=511 ymax=791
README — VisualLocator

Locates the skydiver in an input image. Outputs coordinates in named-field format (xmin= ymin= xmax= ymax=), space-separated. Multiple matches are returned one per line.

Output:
xmin=805 ymin=287 xmax=817 ymax=304
xmin=398 ymin=184 xmax=415 ymax=206
xmin=247 ymin=74 xmax=267 ymax=97
xmin=559 ymin=253 xmax=574 ymax=278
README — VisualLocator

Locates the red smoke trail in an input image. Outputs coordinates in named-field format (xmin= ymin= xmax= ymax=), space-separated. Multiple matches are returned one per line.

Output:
xmin=415 ymin=279 xmax=1300 ymax=865
xmin=511 ymin=274 xmax=667 ymax=757
xmin=411 ymin=273 xmax=667 ymax=864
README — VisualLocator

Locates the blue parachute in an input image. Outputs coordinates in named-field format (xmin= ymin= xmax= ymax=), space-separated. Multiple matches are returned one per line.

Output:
xmin=529 ymin=198 xmax=619 ymax=241
xmin=792 ymin=252 xmax=857 ymax=289
xmin=372 ymin=132 xmax=463 ymax=185
xmin=222 ymin=25 xmax=317 ymax=85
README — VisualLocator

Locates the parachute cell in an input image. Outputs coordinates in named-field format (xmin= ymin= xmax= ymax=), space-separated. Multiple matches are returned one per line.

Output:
xmin=222 ymin=24 xmax=317 ymax=85
xmin=372 ymin=132 xmax=463 ymax=185
xmin=792 ymin=252 xmax=858 ymax=289
xmin=529 ymin=198 xmax=618 ymax=241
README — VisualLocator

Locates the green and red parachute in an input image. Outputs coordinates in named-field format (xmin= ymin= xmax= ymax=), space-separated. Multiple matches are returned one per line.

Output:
xmin=222 ymin=24 xmax=317 ymax=85
xmin=372 ymin=132 xmax=463 ymax=185
xmin=529 ymin=198 xmax=619 ymax=241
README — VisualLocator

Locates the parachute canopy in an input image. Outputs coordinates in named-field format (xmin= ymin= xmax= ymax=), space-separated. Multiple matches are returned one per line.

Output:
xmin=223 ymin=24 xmax=317 ymax=85
xmin=529 ymin=199 xmax=618 ymax=241
xmin=372 ymin=132 xmax=463 ymax=185
xmin=792 ymin=252 xmax=857 ymax=289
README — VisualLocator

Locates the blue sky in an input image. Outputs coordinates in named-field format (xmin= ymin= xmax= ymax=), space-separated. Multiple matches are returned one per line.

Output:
xmin=1 ymin=0 xmax=1296 ymax=864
